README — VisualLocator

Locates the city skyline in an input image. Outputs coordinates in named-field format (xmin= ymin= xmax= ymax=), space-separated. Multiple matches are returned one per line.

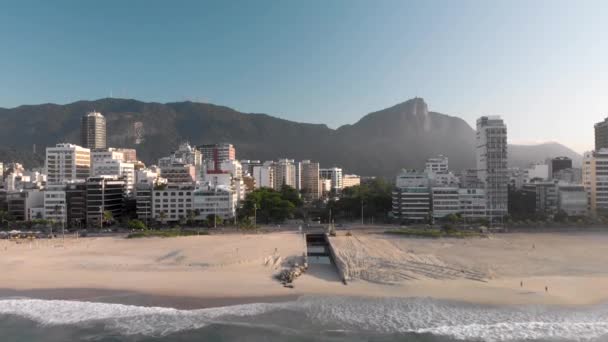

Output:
xmin=2 ymin=1 xmax=608 ymax=153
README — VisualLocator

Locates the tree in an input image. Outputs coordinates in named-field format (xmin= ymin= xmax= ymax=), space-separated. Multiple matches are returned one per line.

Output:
xmin=127 ymin=219 xmax=147 ymax=230
xmin=207 ymin=214 xmax=223 ymax=228
xmin=554 ymin=210 xmax=568 ymax=223
xmin=238 ymin=187 xmax=296 ymax=224
xmin=280 ymin=185 xmax=303 ymax=207
xmin=186 ymin=210 xmax=196 ymax=226
xmin=103 ymin=210 xmax=114 ymax=226
xmin=158 ymin=211 xmax=167 ymax=226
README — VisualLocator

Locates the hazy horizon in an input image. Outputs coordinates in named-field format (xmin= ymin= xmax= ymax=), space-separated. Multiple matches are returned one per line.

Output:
xmin=2 ymin=0 xmax=607 ymax=153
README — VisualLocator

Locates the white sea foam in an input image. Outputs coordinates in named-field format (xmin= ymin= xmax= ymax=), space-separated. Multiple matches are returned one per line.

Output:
xmin=0 ymin=296 xmax=607 ymax=341
xmin=0 ymin=298 xmax=290 ymax=336
xmin=299 ymin=296 xmax=608 ymax=341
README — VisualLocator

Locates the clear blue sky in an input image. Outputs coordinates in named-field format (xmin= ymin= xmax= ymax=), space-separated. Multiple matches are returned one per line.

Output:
xmin=1 ymin=0 xmax=607 ymax=152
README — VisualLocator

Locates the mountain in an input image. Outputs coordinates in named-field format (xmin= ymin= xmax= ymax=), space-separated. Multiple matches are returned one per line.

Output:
xmin=0 ymin=97 xmax=581 ymax=176
xmin=508 ymin=142 xmax=583 ymax=168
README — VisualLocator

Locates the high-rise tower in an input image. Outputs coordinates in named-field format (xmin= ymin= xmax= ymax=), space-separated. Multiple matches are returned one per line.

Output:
xmin=81 ymin=112 xmax=107 ymax=150
xmin=476 ymin=116 xmax=508 ymax=220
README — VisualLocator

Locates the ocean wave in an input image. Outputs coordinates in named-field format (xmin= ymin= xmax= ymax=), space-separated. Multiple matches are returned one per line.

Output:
xmin=300 ymin=296 xmax=608 ymax=341
xmin=0 ymin=296 xmax=607 ymax=341
xmin=0 ymin=298 xmax=291 ymax=336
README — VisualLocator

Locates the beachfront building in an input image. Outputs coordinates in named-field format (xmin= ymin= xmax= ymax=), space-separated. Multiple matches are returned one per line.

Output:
xmin=192 ymin=185 xmax=237 ymax=220
xmin=65 ymin=182 xmax=87 ymax=228
xmin=81 ymin=111 xmax=107 ymax=150
xmin=86 ymin=176 xmax=126 ymax=228
xmin=320 ymin=167 xmax=343 ymax=192
xmin=151 ymin=184 xmax=195 ymax=223
xmin=557 ymin=184 xmax=588 ymax=217
xmin=476 ymin=116 xmax=508 ymax=220
xmin=342 ymin=174 xmax=361 ymax=189
xmin=583 ymin=149 xmax=608 ymax=216
xmin=431 ymin=187 xmax=460 ymax=220
xmin=458 ymin=188 xmax=487 ymax=220
xmin=46 ymin=143 xmax=91 ymax=184
xmin=392 ymin=170 xmax=431 ymax=222
xmin=44 ymin=185 xmax=67 ymax=224
xmin=522 ymin=180 xmax=559 ymax=216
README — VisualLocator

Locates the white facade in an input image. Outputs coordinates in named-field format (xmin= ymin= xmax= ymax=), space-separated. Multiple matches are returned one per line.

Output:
xmin=152 ymin=185 xmax=195 ymax=223
xmin=429 ymin=171 xmax=460 ymax=187
xmin=558 ymin=184 xmax=588 ymax=216
xmin=431 ymin=187 xmax=460 ymax=219
xmin=274 ymin=159 xmax=297 ymax=189
xmin=44 ymin=187 xmax=67 ymax=223
xmin=392 ymin=170 xmax=431 ymax=222
xmin=458 ymin=188 xmax=487 ymax=219
xmin=91 ymin=149 xmax=124 ymax=165
xmin=320 ymin=167 xmax=343 ymax=191
xmin=583 ymin=149 xmax=608 ymax=215
xmin=476 ymin=116 xmax=508 ymax=219
xmin=192 ymin=185 xmax=237 ymax=220
xmin=46 ymin=143 xmax=91 ymax=184
xmin=425 ymin=155 xmax=448 ymax=173
xmin=252 ymin=162 xmax=274 ymax=188
xmin=92 ymin=159 xmax=135 ymax=194
xmin=526 ymin=163 xmax=550 ymax=181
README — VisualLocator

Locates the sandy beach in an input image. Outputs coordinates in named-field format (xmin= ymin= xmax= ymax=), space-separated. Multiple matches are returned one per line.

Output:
xmin=0 ymin=230 xmax=607 ymax=307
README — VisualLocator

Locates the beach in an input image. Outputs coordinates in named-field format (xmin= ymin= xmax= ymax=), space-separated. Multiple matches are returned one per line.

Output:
xmin=0 ymin=230 xmax=606 ymax=307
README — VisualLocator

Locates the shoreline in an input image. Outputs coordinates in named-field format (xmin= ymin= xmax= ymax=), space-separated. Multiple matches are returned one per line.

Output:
xmin=0 ymin=287 xmax=299 ymax=310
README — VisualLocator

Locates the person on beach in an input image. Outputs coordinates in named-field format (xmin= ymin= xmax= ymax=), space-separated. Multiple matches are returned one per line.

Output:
xmin=545 ymin=286 xmax=548 ymax=292
xmin=520 ymin=281 xmax=523 ymax=287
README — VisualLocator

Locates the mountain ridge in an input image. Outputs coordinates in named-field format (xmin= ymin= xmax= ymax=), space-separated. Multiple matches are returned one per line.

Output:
xmin=0 ymin=97 xmax=582 ymax=176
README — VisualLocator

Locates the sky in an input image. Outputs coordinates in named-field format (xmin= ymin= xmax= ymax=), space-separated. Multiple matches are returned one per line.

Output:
xmin=1 ymin=0 xmax=607 ymax=153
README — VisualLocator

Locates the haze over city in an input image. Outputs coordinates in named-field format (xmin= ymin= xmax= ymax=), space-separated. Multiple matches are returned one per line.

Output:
xmin=2 ymin=0 xmax=608 ymax=152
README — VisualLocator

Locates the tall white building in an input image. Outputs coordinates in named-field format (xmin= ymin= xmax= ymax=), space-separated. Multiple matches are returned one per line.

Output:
xmin=320 ymin=167 xmax=343 ymax=192
xmin=46 ymin=143 xmax=91 ymax=184
xmin=583 ymin=149 xmax=608 ymax=216
xmin=252 ymin=162 xmax=275 ymax=189
xmin=476 ymin=116 xmax=508 ymax=219
xmin=44 ymin=184 xmax=67 ymax=224
xmin=274 ymin=159 xmax=297 ymax=189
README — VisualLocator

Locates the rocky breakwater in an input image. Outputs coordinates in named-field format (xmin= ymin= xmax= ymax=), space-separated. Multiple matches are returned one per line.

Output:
xmin=277 ymin=253 xmax=308 ymax=288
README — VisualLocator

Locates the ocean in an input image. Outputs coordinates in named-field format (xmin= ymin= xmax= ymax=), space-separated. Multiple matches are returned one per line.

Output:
xmin=0 ymin=295 xmax=606 ymax=342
